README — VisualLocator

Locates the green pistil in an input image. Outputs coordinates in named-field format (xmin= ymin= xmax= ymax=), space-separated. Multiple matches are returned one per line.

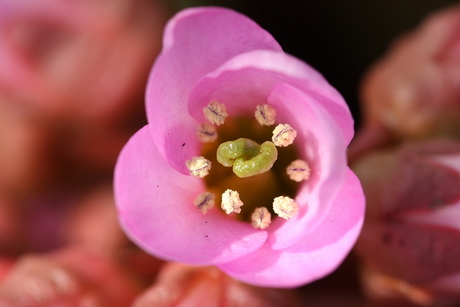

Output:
xmin=217 ymin=138 xmax=278 ymax=178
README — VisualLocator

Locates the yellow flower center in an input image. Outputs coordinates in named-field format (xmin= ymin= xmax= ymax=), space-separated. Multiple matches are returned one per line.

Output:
xmin=186 ymin=102 xmax=310 ymax=228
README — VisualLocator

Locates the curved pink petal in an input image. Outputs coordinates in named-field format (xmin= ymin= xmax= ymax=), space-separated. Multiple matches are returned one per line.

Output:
xmin=266 ymin=83 xmax=348 ymax=249
xmin=146 ymin=7 xmax=282 ymax=174
xmin=188 ymin=50 xmax=354 ymax=145
xmin=218 ymin=169 xmax=365 ymax=287
xmin=114 ymin=125 xmax=268 ymax=265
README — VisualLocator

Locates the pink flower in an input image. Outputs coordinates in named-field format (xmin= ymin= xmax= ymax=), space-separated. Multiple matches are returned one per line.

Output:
xmin=349 ymin=3 xmax=460 ymax=162
xmin=114 ymin=7 xmax=365 ymax=288
xmin=353 ymin=139 xmax=460 ymax=303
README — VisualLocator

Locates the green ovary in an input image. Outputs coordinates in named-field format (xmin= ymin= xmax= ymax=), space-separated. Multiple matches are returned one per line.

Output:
xmin=217 ymin=138 xmax=278 ymax=178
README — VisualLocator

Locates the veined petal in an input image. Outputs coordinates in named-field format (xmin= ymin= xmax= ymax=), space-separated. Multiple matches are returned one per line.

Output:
xmin=146 ymin=7 xmax=282 ymax=174
xmin=114 ymin=125 xmax=268 ymax=265
xmin=218 ymin=170 xmax=364 ymax=287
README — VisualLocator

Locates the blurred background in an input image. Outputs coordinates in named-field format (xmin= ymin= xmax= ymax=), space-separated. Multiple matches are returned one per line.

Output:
xmin=0 ymin=0 xmax=459 ymax=306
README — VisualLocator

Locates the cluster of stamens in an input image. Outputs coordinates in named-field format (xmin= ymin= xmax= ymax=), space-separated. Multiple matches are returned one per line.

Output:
xmin=186 ymin=101 xmax=310 ymax=229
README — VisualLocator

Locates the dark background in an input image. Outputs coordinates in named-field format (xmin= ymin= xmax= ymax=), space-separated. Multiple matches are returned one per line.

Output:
xmin=171 ymin=0 xmax=459 ymax=127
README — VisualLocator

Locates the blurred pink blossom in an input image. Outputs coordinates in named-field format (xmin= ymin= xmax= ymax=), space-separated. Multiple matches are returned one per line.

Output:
xmin=353 ymin=139 xmax=460 ymax=305
xmin=0 ymin=247 xmax=141 ymax=307
xmin=349 ymin=4 xmax=460 ymax=162
xmin=0 ymin=0 xmax=165 ymax=119
xmin=0 ymin=0 xmax=168 ymax=197
xmin=115 ymin=7 xmax=364 ymax=288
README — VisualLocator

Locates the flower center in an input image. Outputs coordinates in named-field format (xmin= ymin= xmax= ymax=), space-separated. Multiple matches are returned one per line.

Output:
xmin=186 ymin=101 xmax=310 ymax=229
xmin=216 ymin=138 xmax=278 ymax=178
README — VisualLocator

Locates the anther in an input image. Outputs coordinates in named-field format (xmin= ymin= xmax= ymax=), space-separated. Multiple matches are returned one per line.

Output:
xmin=221 ymin=189 xmax=244 ymax=214
xmin=194 ymin=192 xmax=215 ymax=214
xmin=251 ymin=207 xmax=272 ymax=229
xmin=272 ymin=124 xmax=297 ymax=147
xmin=273 ymin=196 xmax=298 ymax=220
xmin=203 ymin=100 xmax=228 ymax=125
xmin=254 ymin=104 xmax=276 ymax=126
xmin=185 ymin=156 xmax=211 ymax=178
xmin=286 ymin=159 xmax=311 ymax=182
xmin=197 ymin=123 xmax=218 ymax=142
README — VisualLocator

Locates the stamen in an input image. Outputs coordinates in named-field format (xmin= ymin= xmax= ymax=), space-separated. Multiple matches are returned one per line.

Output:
xmin=185 ymin=156 xmax=211 ymax=178
xmin=251 ymin=207 xmax=272 ymax=229
xmin=216 ymin=138 xmax=278 ymax=178
xmin=197 ymin=123 xmax=218 ymax=142
xmin=272 ymin=124 xmax=297 ymax=147
xmin=221 ymin=189 xmax=244 ymax=214
xmin=273 ymin=196 xmax=298 ymax=220
xmin=286 ymin=159 xmax=311 ymax=182
xmin=194 ymin=192 xmax=215 ymax=214
xmin=255 ymin=104 xmax=276 ymax=126
xmin=203 ymin=100 xmax=228 ymax=125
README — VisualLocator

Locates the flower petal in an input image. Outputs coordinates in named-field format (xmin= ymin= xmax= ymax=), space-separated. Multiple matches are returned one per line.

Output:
xmin=218 ymin=169 xmax=364 ymax=288
xmin=146 ymin=7 xmax=282 ymax=174
xmin=114 ymin=125 xmax=268 ymax=265
xmin=266 ymin=83 xmax=349 ymax=249
xmin=188 ymin=50 xmax=354 ymax=145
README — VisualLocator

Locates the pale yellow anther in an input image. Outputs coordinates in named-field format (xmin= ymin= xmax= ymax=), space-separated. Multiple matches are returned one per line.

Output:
xmin=255 ymin=104 xmax=276 ymax=126
xmin=203 ymin=100 xmax=228 ymax=125
xmin=273 ymin=196 xmax=298 ymax=220
xmin=286 ymin=159 xmax=311 ymax=182
xmin=272 ymin=124 xmax=297 ymax=147
xmin=185 ymin=156 xmax=211 ymax=178
xmin=251 ymin=207 xmax=272 ymax=229
xmin=194 ymin=192 xmax=215 ymax=214
xmin=197 ymin=123 xmax=218 ymax=142
xmin=221 ymin=189 xmax=244 ymax=214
